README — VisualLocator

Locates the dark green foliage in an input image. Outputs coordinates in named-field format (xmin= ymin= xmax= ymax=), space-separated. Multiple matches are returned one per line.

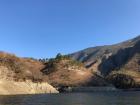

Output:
xmin=38 ymin=58 xmax=49 ymax=63
xmin=41 ymin=53 xmax=84 ymax=75
xmin=55 ymin=53 xmax=71 ymax=61
xmin=107 ymin=73 xmax=136 ymax=89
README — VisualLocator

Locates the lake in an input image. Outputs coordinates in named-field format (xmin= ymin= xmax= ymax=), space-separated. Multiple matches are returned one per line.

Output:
xmin=0 ymin=91 xmax=140 ymax=105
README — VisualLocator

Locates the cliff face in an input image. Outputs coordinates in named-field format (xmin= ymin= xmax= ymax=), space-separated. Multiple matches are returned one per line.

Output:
xmin=0 ymin=52 xmax=58 ymax=95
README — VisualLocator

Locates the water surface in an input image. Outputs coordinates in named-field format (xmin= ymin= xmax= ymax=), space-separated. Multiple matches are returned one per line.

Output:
xmin=0 ymin=91 xmax=140 ymax=105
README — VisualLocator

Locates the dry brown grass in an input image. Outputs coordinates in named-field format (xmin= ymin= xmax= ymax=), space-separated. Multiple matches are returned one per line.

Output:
xmin=42 ymin=56 xmax=108 ymax=87
xmin=0 ymin=51 xmax=45 ymax=82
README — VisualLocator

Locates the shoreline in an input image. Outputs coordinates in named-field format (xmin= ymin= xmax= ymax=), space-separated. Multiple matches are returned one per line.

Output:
xmin=1 ymin=85 xmax=140 ymax=95
xmin=58 ymin=86 xmax=140 ymax=93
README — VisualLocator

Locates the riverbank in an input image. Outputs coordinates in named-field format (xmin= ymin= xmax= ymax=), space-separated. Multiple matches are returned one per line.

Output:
xmin=58 ymin=86 xmax=140 ymax=93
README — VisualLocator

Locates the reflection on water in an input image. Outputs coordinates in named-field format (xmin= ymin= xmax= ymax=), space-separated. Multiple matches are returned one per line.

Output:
xmin=0 ymin=91 xmax=140 ymax=105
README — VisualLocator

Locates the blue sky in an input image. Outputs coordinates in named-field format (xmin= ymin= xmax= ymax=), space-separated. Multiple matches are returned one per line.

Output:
xmin=0 ymin=0 xmax=140 ymax=58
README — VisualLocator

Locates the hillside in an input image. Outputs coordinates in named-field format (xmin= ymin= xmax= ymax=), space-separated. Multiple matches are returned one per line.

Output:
xmin=0 ymin=52 xmax=58 ymax=95
xmin=99 ymin=38 xmax=140 ymax=76
xmin=70 ymin=35 xmax=140 ymax=89
xmin=41 ymin=54 xmax=108 ymax=88
xmin=0 ymin=52 xmax=45 ymax=81
xmin=70 ymin=35 xmax=140 ymax=70
xmin=1 ymin=35 xmax=140 ymax=91
xmin=0 ymin=51 xmax=108 ymax=94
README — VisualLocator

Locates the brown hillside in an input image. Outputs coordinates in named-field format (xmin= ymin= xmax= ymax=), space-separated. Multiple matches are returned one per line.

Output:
xmin=41 ymin=54 xmax=108 ymax=87
xmin=0 ymin=51 xmax=45 ymax=82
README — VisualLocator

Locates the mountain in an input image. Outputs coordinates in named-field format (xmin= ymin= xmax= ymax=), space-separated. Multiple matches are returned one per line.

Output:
xmin=70 ymin=35 xmax=140 ymax=88
xmin=1 ymin=35 xmax=140 ymax=93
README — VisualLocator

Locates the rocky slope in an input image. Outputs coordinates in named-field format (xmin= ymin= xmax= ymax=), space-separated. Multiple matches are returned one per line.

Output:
xmin=70 ymin=35 xmax=140 ymax=89
xmin=70 ymin=35 xmax=140 ymax=70
xmin=0 ymin=52 xmax=58 ymax=95
xmin=99 ymin=38 xmax=140 ymax=76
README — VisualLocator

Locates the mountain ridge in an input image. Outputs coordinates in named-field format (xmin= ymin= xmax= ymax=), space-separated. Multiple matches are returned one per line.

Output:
xmin=70 ymin=35 xmax=140 ymax=70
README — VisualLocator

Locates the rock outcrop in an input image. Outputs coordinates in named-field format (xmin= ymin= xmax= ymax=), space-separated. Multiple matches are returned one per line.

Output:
xmin=0 ymin=80 xmax=58 ymax=95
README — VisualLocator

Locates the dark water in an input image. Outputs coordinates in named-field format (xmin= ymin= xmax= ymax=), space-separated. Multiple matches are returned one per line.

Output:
xmin=0 ymin=91 xmax=140 ymax=105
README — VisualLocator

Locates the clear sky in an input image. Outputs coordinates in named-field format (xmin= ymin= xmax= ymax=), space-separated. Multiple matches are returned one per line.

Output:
xmin=0 ymin=0 xmax=140 ymax=58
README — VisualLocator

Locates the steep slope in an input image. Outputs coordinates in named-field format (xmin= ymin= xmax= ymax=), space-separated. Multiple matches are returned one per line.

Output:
xmin=70 ymin=35 xmax=140 ymax=72
xmin=102 ymin=40 xmax=140 ymax=88
xmin=0 ymin=52 xmax=58 ymax=94
xmin=99 ymin=39 xmax=140 ymax=76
